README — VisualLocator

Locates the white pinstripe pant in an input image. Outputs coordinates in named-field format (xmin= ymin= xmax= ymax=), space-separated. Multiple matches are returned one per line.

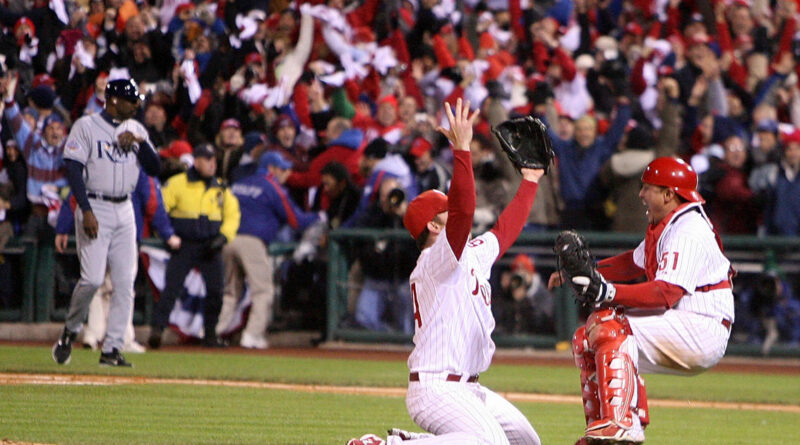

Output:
xmin=628 ymin=309 xmax=730 ymax=375
xmin=405 ymin=373 xmax=541 ymax=445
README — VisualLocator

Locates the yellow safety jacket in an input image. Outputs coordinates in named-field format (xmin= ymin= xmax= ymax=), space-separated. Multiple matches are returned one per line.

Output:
xmin=161 ymin=169 xmax=240 ymax=242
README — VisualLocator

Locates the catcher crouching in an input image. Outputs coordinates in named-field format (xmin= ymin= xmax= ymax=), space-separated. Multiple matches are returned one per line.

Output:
xmin=549 ymin=157 xmax=734 ymax=444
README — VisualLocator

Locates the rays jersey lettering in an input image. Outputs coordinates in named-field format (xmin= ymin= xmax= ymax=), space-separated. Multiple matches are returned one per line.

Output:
xmin=96 ymin=140 xmax=137 ymax=163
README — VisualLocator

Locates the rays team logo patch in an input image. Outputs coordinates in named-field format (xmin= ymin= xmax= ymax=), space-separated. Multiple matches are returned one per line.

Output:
xmin=96 ymin=141 xmax=135 ymax=163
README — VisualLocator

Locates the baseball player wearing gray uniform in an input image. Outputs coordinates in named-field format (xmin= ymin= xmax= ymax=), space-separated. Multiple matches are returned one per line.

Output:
xmin=348 ymin=99 xmax=545 ymax=445
xmin=52 ymin=78 xmax=160 ymax=367
xmin=549 ymin=157 xmax=733 ymax=444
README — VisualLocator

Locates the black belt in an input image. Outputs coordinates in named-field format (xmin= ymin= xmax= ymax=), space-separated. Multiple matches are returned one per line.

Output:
xmin=695 ymin=280 xmax=731 ymax=293
xmin=409 ymin=372 xmax=479 ymax=383
xmin=87 ymin=192 xmax=128 ymax=203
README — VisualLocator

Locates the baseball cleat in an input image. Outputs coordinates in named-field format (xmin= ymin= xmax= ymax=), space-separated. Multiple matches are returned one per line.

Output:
xmin=99 ymin=348 xmax=133 ymax=367
xmin=387 ymin=427 xmax=432 ymax=440
xmin=202 ymin=334 xmax=229 ymax=348
xmin=584 ymin=419 xmax=644 ymax=443
xmin=52 ymin=328 xmax=76 ymax=365
xmin=82 ymin=335 xmax=99 ymax=351
xmin=240 ymin=332 xmax=269 ymax=349
xmin=346 ymin=434 xmax=385 ymax=445
xmin=123 ymin=341 xmax=146 ymax=353
xmin=147 ymin=327 xmax=163 ymax=349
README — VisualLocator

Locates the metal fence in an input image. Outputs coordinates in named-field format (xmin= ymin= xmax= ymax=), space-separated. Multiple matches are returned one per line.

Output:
xmin=2 ymin=230 xmax=799 ymax=357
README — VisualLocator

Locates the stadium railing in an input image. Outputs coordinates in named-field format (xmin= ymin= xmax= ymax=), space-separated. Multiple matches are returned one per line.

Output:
xmin=4 ymin=231 xmax=799 ymax=356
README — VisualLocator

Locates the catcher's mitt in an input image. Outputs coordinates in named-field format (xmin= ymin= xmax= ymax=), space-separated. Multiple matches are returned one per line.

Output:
xmin=553 ymin=230 xmax=616 ymax=307
xmin=491 ymin=116 xmax=555 ymax=174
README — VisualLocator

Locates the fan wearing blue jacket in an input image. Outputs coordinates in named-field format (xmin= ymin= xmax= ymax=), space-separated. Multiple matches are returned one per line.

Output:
xmin=216 ymin=151 xmax=320 ymax=349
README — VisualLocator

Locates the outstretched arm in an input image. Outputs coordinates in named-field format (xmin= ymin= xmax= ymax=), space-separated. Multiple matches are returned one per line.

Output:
xmin=490 ymin=168 xmax=543 ymax=259
xmin=436 ymin=98 xmax=479 ymax=260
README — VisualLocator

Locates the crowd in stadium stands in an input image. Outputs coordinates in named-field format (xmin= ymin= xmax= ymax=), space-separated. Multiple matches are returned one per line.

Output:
xmin=0 ymin=0 xmax=799 ymax=350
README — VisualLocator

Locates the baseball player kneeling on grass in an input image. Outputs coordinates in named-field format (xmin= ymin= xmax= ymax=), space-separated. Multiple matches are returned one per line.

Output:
xmin=549 ymin=157 xmax=734 ymax=444
xmin=348 ymin=99 xmax=553 ymax=445
xmin=52 ymin=78 xmax=161 ymax=367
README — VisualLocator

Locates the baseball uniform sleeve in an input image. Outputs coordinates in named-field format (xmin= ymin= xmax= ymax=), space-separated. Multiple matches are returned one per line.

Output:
xmin=489 ymin=179 xmax=538 ymax=259
xmin=597 ymin=250 xmax=645 ymax=282
xmin=135 ymin=140 xmax=161 ymax=177
xmin=63 ymin=118 xmax=91 ymax=164
xmin=64 ymin=159 xmax=90 ymax=211
xmin=470 ymin=232 xmax=500 ymax=275
xmin=446 ymin=150 xmax=475 ymax=260
xmin=611 ymin=279 xmax=685 ymax=308
xmin=632 ymin=240 xmax=646 ymax=269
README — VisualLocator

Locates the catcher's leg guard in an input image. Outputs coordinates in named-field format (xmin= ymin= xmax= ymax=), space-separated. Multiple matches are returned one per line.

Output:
xmin=636 ymin=375 xmax=649 ymax=428
xmin=584 ymin=308 xmax=644 ymax=443
xmin=572 ymin=326 xmax=600 ymax=426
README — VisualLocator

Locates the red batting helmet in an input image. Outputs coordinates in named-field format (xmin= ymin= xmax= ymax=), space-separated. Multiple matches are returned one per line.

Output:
xmin=641 ymin=157 xmax=704 ymax=203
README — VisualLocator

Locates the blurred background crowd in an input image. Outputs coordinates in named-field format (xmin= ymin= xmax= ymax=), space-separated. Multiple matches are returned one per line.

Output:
xmin=0 ymin=0 xmax=798 ymax=353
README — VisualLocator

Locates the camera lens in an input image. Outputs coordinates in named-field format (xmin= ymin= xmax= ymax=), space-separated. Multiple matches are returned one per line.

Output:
xmin=388 ymin=188 xmax=405 ymax=207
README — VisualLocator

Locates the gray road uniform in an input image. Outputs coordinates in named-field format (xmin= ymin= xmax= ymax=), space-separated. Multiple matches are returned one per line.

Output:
xmin=61 ymin=111 xmax=160 ymax=354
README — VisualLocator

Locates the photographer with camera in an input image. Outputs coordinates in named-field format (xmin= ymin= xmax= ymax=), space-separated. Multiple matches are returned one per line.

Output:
xmin=350 ymin=176 xmax=417 ymax=334
xmin=494 ymin=254 xmax=555 ymax=335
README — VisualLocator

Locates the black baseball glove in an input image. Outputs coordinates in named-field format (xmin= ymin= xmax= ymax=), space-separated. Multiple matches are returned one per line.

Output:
xmin=204 ymin=234 xmax=227 ymax=259
xmin=553 ymin=230 xmax=616 ymax=307
xmin=491 ymin=116 xmax=555 ymax=174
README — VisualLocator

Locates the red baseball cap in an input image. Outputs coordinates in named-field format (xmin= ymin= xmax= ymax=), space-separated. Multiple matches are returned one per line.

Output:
xmin=782 ymin=129 xmax=800 ymax=146
xmin=220 ymin=118 xmax=241 ymax=130
xmin=159 ymin=140 xmax=193 ymax=159
xmin=403 ymin=190 xmax=448 ymax=240
xmin=409 ymin=137 xmax=433 ymax=158
xmin=511 ymin=254 xmax=535 ymax=274
xmin=624 ymin=22 xmax=643 ymax=37
xmin=378 ymin=95 xmax=398 ymax=111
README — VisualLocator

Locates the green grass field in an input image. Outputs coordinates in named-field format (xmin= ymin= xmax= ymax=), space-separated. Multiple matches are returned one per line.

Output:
xmin=1 ymin=345 xmax=798 ymax=444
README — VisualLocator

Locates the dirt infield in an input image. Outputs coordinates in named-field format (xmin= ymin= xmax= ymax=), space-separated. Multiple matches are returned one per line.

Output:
xmin=228 ymin=346 xmax=800 ymax=375
xmin=1 ymin=372 xmax=798 ymax=414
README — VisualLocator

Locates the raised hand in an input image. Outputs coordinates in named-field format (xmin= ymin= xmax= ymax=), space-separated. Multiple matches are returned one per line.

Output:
xmin=436 ymin=98 xmax=480 ymax=152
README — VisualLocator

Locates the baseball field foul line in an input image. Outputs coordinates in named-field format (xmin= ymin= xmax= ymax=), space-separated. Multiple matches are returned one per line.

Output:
xmin=1 ymin=373 xmax=798 ymax=414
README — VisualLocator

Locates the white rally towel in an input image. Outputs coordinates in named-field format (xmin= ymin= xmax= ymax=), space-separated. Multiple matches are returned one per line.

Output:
xmin=140 ymin=246 xmax=251 ymax=339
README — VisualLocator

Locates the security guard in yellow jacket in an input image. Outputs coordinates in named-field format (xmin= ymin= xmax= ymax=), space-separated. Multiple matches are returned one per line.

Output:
xmin=148 ymin=143 xmax=240 ymax=348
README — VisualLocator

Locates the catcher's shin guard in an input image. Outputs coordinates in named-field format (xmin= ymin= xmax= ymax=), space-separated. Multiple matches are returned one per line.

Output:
xmin=636 ymin=374 xmax=649 ymax=428
xmin=584 ymin=308 xmax=643 ymax=443
xmin=572 ymin=326 xmax=601 ymax=425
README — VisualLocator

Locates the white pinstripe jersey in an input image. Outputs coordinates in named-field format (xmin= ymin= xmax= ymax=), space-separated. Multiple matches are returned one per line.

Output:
xmin=407 ymin=230 xmax=500 ymax=376
xmin=632 ymin=203 xmax=735 ymax=322
xmin=63 ymin=113 xmax=141 ymax=197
